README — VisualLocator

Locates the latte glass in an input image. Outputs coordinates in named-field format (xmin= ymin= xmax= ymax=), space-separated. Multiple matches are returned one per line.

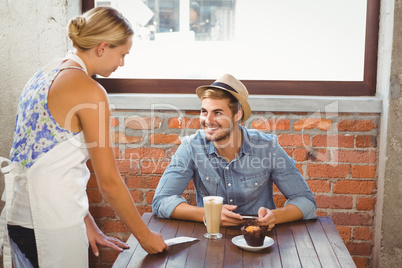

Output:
xmin=203 ymin=196 xmax=223 ymax=239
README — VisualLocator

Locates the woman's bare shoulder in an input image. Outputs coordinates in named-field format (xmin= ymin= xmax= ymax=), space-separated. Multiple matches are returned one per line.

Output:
xmin=52 ymin=68 xmax=108 ymax=104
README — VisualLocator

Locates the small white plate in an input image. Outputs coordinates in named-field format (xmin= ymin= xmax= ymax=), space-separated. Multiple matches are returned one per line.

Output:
xmin=231 ymin=235 xmax=274 ymax=252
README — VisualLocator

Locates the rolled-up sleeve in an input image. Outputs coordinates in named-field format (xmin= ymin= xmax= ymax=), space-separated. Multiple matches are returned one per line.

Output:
xmin=270 ymin=137 xmax=317 ymax=220
xmin=152 ymin=138 xmax=195 ymax=218
xmin=284 ymin=196 xmax=317 ymax=220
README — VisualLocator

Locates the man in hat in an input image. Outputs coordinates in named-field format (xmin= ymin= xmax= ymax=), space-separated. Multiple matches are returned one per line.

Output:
xmin=152 ymin=74 xmax=316 ymax=229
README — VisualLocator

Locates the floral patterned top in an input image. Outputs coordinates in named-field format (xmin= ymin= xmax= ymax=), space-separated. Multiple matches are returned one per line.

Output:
xmin=10 ymin=66 xmax=84 ymax=168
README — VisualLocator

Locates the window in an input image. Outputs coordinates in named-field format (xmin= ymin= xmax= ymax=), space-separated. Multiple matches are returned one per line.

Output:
xmin=82 ymin=0 xmax=380 ymax=96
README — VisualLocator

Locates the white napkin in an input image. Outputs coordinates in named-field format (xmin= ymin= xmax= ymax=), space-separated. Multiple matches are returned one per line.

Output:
xmin=165 ymin=236 xmax=199 ymax=246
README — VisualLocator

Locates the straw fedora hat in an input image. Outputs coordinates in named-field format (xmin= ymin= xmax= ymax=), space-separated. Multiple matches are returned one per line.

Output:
xmin=196 ymin=74 xmax=251 ymax=123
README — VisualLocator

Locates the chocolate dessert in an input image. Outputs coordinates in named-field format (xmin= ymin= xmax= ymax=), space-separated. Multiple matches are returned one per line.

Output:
xmin=241 ymin=225 xmax=267 ymax=247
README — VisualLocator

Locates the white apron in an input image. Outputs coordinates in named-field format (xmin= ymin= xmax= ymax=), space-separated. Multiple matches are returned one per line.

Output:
xmin=0 ymin=132 xmax=90 ymax=267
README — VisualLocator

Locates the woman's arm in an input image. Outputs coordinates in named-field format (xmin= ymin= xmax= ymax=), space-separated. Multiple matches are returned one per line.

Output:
xmin=76 ymin=81 xmax=168 ymax=254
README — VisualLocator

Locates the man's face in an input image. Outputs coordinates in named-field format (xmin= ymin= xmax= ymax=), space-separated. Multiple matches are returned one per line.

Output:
xmin=200 ymin=98 xmax=236 ymax=143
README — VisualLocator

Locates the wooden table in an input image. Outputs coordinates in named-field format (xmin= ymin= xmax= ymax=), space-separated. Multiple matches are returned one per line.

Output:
xmin=113 ymin=213 xmax=356 ymax=268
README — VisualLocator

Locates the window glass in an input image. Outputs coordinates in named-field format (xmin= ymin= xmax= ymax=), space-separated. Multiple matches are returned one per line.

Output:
xmin=95 ymin=0 xmax=367 ymax=82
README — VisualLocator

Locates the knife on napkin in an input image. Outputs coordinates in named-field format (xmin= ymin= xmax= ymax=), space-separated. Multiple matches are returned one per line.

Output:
xmin=165 ymin=236 xmax=199 ymax=246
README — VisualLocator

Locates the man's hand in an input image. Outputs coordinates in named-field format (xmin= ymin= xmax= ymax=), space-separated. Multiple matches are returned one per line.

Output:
xmin=220 ymin=204 xmax=243 ymax=226
xmin=256 ymin=207 xmax=277 ymax=231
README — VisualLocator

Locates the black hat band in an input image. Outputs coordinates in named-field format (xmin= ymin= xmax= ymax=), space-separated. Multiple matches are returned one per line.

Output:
xmin=211 ymin=82 xmax=238 ymax=94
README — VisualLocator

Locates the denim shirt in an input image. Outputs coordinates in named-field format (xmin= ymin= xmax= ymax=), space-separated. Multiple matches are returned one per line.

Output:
xmin=152 ymin=126 xmax=317 ymax=219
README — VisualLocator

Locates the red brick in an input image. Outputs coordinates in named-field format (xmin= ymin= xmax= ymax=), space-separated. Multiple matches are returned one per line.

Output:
xmin=346 ymin=242 xmax=372 ymax=256
xmin=274 ymin=194 xmax=286 ymax=208
xmin=136 ymin=205 xmax=153 ymax=215
xmin=89 ymin=206 xmax=115 ymax=218
xmin=353 ymin=227 xmax=373 ymax=240
xmin=307 ymin=164 xmax=350 ymax=178
xmin=353 ymin=257 xmax=369 ymax=268
xmin=125 ymin=116 xmax=163 ymax=130
xmin=141 ymin=160 xmax=170 ymax=174
xmin=293 ymin=118 xmax=332 ymax=131
xmin=116 ymin=160 xmax=140 ymax=174
xmin=332 ymin=213 xmax=372 ymax=226
xmin=312 ymin=134 xmax=354 ymax=148
xmin=168 ymin=117 xmax=200 ymax=129
xmin=283 ymin=148 xmax=293 ymax=157
xmin=126 ymin=176 xmax=161 ymax=189
xmin=184 ymin=191 xmax=197 ymax=205
xmin=110 ymin=117 xmax=119 ymax=127
xmin=293 ymin=148 xmax=307 ymax=161
xmin=149 ymin=133 xmax=181 ymax=145
xmin=146 ymin=190 xmax=155 ymax=204
xmin=273 ymin=184 xmax=280 ymax=192
xmin=338 ymin=120 xmax=376 ymax=132
xmin=130 ymin=189 xmax=144 ymax=203
xmin=336 ymin=226 xmax=351 ymax=242
xmin=306 ymin=179 xmax=331 ymax=193
xmin=87 ymin=189 xmax=102 ymax=203
xmin=186 ymin=180 xmax=195 ymax=190
xmin=306 ymin=149 xmax=331 ymax=162
xmin=316 ymin=195 xmax=353 ymax=209
xmin=334 ymin=150 xmax=376 ymax=164
xmin=356 ymin=135 xmax=377 ymax=148
xmin=356 ymin=198 xmax=376 ymax=211
xmin=103 ymin=220 xmax=128 ymax=233
xmin=125 ymin=147 xmax=165 ymax=160
xmin=87 ymin=173 xmax=98 ymax=188
xmin=333 ymin=181 xmax=376 ymax=195
xmin=251 ymin=118 xmax=290 ymax=131
xmin=87 ymin=160 xmax=94 ymax=173
xmin=112 ymin=132 xmax=142 ymax=144
xmin=352 ymin=165 xmax=376 ymax=178
xmin=113 ymin=146 xmax=121 ymax=159
xmin=316 ymin=210 xmax=328 ymax=217
xmin=278 ymin=134 xmax=310 ymax=147
xmin=295 ymin=164 xmax=303 ymax=174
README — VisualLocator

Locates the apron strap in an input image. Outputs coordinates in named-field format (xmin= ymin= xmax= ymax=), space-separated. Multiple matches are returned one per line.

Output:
xmin=0 ymin=157 xmax=21 ymax=267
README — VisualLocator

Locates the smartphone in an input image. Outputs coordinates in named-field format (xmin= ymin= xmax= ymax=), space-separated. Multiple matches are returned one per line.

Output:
xmin=241 ymin=215 xmax=259 ymax=220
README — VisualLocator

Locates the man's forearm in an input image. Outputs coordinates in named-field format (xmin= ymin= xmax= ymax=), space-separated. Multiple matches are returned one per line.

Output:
xmin=170 ymin=203 xmax=205 ymax=222
xmin=272 ymin=204 xmax=303 ymax=224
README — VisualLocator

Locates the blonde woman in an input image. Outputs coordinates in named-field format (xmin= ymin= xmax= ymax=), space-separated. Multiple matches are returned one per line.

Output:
xmin=0 ymin=6 xmax=167 ymax=268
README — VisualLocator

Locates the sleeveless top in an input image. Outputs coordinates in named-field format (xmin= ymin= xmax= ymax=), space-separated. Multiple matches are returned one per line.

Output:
xmin=1 ymin=54 xmax=92 ymax=267
xmin=10 ymin=63 xmax=84 ymax=168
xmin=8 ymin=55 xmax=87 ymax=228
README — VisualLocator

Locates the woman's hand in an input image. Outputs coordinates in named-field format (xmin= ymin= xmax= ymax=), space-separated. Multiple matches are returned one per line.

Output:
xmin=85 ymin=213 xmax=129 ymax=257
xmin=137 ymin=230 xmax=169 ymax=254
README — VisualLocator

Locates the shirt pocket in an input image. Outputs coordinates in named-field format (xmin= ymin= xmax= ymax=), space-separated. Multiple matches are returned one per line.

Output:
xmin=239 ymin=173 xmax=268 ymax=203
xmin=196 ymin=172 xmax=221 ymax=198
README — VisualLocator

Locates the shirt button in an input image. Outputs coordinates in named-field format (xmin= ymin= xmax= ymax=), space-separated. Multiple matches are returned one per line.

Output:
xmin=228 ymin=183 xmax=231 ymax=187
xmin=206 ymin=177 xmax=209 ymax=181
xmin=225 ymin=166 xmax=229 ymax=170
xmin=255 ymin=182 xmax=258 ymax=186
xmin=230 ymin=199 xmax=233 ymax=202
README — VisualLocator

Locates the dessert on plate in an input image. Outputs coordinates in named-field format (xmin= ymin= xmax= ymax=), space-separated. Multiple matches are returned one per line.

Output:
xmin=241 ymin=225 xmax=267 ymax=247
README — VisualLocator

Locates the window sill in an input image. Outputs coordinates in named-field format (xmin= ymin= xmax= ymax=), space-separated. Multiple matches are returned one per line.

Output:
xmin=108 ymin=94 xmax=382 ymax=113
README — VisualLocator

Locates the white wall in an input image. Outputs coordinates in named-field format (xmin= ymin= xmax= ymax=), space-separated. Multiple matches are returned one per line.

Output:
xmin=0 ymin=1 xmax=78 ymax=265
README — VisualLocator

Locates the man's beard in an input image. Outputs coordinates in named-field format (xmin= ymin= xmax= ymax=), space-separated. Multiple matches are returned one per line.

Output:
xmin=205 ymin=126 xmax=233 ymax=143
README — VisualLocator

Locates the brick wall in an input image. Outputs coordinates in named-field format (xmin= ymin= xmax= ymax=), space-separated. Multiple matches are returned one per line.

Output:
xmin=88 ymin=110 xmax=379 ymax=268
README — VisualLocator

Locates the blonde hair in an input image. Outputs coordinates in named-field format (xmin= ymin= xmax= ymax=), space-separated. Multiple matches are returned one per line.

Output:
xmin=68 ymin=6 xmax=134 ymax=50
xmin=200 ymin=88 xmax=241 ymax=117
